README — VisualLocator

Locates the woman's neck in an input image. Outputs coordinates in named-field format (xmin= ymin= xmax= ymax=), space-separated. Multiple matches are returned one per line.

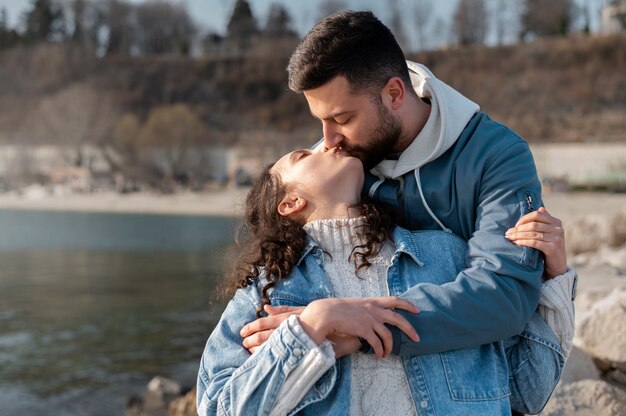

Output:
xmin=305 ymin=201 xmax=361 ymax=223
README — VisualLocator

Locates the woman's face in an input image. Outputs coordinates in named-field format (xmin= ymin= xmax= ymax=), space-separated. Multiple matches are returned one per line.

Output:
xmin=272 ymin=147 xmax=364 ymax=204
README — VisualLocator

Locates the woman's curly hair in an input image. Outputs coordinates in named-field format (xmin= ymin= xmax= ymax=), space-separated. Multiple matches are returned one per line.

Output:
xmin=220 ymin=163 xmax=396 ymax=317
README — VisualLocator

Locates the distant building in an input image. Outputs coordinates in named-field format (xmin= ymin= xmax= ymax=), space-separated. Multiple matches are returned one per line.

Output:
xmin=601 ymin=0 xmax=626 ymax=33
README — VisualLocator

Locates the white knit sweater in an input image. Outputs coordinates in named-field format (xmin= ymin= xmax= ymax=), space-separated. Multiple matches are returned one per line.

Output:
xmin=304 ymin=217 xmax=418 ymax=416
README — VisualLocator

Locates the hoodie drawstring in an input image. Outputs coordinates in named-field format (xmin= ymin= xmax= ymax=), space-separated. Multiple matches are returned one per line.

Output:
xmin=415 ymin=168 xmax=452 ymax=233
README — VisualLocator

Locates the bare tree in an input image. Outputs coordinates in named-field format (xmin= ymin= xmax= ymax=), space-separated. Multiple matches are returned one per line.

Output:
xmin=316 ymin=0 xmax=348 ymax=21
xmin=104 ymin=0 xmax=134 ymax=56
xmin=23 ymin=82 xmax=119 ymax=171
xmin=226 ymin=0 xmax=258 ymax=53
xmin=491 ymin=0 xmax=522 ymax=45
xmin=520 ymin=0 xmax=576 ymax=38
xmin=135 ymin=0 xmax=195 ymax=55
xmin=264 ymin=3 xmax=296 ymax=37
xmin=453 ymin=0 xmax=488 ymax=45
xmin=388 ymin=0 xmax=409 ymax=51
xmin=413 ymin=0 xmax=433 ymax=51
xmin=136 ymin=104 xmax=210 ymax=186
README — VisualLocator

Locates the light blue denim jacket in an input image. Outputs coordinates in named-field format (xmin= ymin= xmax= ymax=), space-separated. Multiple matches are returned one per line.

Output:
xmin=197 ymin=228 xmax=564 ymax=415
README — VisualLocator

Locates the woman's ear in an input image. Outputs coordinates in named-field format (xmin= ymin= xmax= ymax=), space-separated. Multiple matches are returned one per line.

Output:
xmin=277 ymin=194 xmax=307 ymax=217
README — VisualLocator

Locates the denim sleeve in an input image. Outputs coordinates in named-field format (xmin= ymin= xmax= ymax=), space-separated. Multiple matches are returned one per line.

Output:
xmin=390 ymin=141 xmax=544 ymax=356
xmin=505 ymin=312 xmax=565 ymax=414
xmin=196 ymin=289 xmax=337 ymax=416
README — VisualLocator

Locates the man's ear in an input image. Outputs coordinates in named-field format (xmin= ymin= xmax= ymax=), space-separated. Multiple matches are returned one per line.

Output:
xmin=384 ymin=77 xmax=406 ymax=110
xmin=277 ymin=194 xmax=307 ymax=217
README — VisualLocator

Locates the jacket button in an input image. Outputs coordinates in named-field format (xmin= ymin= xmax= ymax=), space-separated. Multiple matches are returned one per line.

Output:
xmin=293 ymin=348 xmax=302 ymax=357
xmin=420 ymin=400 xmax=428 ymax=408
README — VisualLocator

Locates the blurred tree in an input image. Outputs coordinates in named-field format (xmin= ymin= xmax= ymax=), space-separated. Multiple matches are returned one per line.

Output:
xmin=520 ymin=0 xmax=576 ymax=38
xmin=227 ymin=0 xmax=258 ymax=53
xmin=0 ymin=7 xmax=7 ymax=29
xmin=137 ymin=104 xmax=210 ymax=185
xmin=105 ymin=0 xmax=135 ymax=56
xmin=0 ymin=7 xmax=20 ymax=50
xmin=70 ymin=0 xmax=85 ymax=43
xmin=389 ymin=0 xmax=409 ymax=51
xmin=453 ymin=0 xmax=488 ymax=45
xmin=491 ymin=0 xmax=522 ymax=45
xmin=68 ymin=0 xmax=101 ymax=54
xmin=136 ymin=0 xmax=195 ymax=55
xmin=22 ymin=0 xmax=66 ymax=43
xmin=316 ymin=0 xmax=347 ymax=21
xmin=413 ymin=0 xmax=432 ymax=51
xmin=264 ymin=3 xmax=296 ymax=37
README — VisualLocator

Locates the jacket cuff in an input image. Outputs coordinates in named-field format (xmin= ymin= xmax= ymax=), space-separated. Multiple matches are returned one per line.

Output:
xmin=270 ymin=315 xmax=335 ymax=416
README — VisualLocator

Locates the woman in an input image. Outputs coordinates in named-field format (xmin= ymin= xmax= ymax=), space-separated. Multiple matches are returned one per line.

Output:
xmin=197 ymin=147 xmax=576 ymax=415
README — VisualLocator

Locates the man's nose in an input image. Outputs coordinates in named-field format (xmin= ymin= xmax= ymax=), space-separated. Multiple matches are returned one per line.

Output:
xmin=323 ymin=124 xmax=344 ymax=149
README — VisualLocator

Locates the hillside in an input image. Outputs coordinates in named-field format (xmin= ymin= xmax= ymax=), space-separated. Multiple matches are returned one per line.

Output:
xmin=0 ymin=32 xmax=624 ymax=151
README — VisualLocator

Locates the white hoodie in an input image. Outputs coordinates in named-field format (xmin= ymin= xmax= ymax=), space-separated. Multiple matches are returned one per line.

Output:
xmin=371 ymin=62 xmax=480 ymax=179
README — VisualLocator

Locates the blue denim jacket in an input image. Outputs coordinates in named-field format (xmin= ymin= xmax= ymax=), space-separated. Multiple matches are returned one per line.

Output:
xmin=197 ymin=228 xmax=564 ymax=415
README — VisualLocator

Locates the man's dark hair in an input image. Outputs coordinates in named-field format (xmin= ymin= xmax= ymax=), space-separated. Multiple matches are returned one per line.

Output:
xmin=287 ymin=11 xmax=412 ymax=95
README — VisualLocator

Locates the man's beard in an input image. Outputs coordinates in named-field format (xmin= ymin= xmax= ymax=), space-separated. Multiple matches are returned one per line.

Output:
xmin=343 ymin=100 xmax=403 ymax=170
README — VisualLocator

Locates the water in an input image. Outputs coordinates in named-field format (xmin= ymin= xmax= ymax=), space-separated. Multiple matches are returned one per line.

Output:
xmin=0 ymin=210 xmax=239 ymax=415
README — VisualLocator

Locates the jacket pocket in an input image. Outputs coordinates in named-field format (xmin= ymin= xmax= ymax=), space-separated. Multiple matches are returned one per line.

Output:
xmin=515 ymin=189 xmax=541 ymax=270
xmin=440 ymin=342 xmax=510 ymax=401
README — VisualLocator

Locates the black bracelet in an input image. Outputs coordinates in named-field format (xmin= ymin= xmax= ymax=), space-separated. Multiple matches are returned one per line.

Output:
xmin=358 ymin=337 xmax=371 ymax=353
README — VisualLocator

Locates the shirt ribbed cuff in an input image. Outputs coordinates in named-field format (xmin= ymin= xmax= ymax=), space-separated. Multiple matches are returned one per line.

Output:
xmin=538 ymin=267 xmax=577 ymax=358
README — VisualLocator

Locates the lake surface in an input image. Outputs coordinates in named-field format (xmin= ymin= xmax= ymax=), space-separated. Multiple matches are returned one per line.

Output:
xmin=0 ymin=210 xmax=239 ymax=415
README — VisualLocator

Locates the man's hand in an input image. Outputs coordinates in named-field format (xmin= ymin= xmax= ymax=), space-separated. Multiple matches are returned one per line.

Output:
xmin=240 ymin=305 xmax=305 ymax=353
xmin=298 ymin=297 xmax=420 ymax=360
xmin=506 ymin=207 xmax=568 ymax=278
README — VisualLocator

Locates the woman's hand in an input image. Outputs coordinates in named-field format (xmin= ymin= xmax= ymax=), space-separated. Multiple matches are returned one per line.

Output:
xmin=505 ymin=207 xmax=568 ymax=279
xmin=298 ymin=297 xmax=420 ymax=360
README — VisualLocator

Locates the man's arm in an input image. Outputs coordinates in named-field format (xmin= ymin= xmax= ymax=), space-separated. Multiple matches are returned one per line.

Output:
xmin=389 ymin=140 xmax=544 ymax=356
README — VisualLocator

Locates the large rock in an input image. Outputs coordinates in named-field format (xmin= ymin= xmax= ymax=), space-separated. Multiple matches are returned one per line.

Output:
xmin=126 ymin=377 xmax=184 ymax=416
xmin=168 ymin=387 xmax=196 ymax=416
xmin=608 ymin=211 xmax=626 ymax=248
xmin=148 ymin=376 xmax=182 ymax=397
xmin=567 ymin=210 xmax=626 ymax=261
xmin=560 ymin=345 xmax=600 ymax=385
xmin=575 ymin=287 xmax=626 ymax=372
xmin=540 ymin=379 xmax=626 ymax=416
xmin=567 ymin=215 xmax=609 ymax=255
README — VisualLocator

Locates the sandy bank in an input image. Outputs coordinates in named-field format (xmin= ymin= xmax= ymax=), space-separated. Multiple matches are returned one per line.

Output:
xmin=0 ymin=188 xmax=251 ymax=216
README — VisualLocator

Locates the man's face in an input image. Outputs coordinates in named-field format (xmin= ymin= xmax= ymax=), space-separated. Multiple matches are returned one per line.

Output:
xmin=303 ymin=76 xmax=403 ymax=170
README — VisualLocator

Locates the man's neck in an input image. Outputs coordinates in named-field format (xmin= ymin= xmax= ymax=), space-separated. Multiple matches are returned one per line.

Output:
xmin=395 ymin=93 xmax=431 ymax=153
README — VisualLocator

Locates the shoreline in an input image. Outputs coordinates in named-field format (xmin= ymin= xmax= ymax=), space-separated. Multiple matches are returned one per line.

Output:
xmin=0 ymin=190 xmax=624 ymax=219
xmin=0 ymin=188 xmax=251 ymax=217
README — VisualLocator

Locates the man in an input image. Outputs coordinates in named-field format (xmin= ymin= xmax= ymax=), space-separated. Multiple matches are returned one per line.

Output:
xmin=239 ymin=9 xmax=574 ymax=407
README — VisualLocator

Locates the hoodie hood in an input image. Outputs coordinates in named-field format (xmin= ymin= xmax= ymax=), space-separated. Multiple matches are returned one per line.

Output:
xmin=371 ymin=61 xmax=479 ymax=179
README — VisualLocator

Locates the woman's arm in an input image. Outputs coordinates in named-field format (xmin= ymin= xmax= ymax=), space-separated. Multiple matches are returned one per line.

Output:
xmin=503 ymin=267 xmax=577 ymax=414
xmin=198 ymin=290 xmax=419 ymax=416
xmin=196 ymin=289 xmax=336 ymax=416
xmin=501 ymin=207 xmax=577 ymax=414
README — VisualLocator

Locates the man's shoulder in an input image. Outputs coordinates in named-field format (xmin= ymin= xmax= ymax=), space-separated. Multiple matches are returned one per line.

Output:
xmin=461 ymin=112 xmax=528 ymax=150
xmin=452 ymin=112 xmax=532 ymax=167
